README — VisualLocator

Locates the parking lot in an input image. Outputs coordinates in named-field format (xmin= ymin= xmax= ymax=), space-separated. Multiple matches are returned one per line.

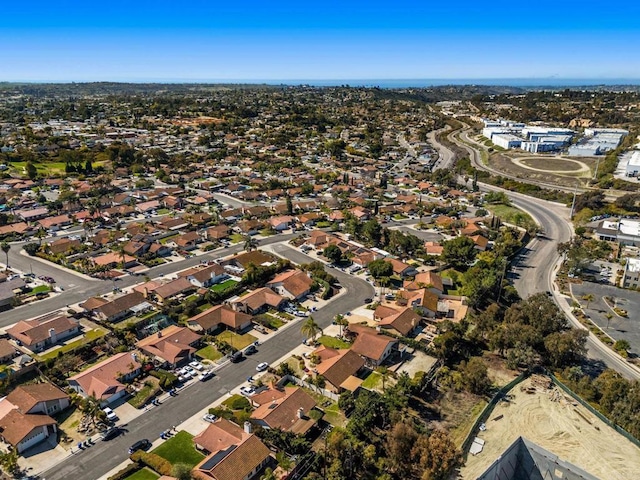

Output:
xmin=572 ymin=281 xmax=640 ymax=356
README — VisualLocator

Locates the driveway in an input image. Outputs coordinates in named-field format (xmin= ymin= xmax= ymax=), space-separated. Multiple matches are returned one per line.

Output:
xmin=572 ymin=282 xmax=640 ymax=356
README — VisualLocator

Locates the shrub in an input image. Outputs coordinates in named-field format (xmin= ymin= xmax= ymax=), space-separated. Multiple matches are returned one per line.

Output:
xmin=130 ymin=451 xmax=173 ymax=476
xmin=107 ymin=462 xmax=141 ymax=480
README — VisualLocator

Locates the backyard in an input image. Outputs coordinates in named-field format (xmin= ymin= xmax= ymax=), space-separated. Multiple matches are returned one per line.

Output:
xmin=39 ymin=327 xmax=109 ymax=361
xmin=124 ymin=468 xmax=159 ymax=480
xmin=209 ymin=278 xmax=238 ymax=294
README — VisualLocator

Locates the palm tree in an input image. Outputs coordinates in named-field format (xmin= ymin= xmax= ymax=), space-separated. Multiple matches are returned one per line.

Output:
xmin=0 ymin=242 xmax=10 ymax=270
xmin=582 ymin=293 xmax=595 ymax=309
xmin=80 ymin=395 xmax=104 ymax=427
xmin=243 ymin=235 xmax=258 ymax=252
xmin=301 ymin=316 xmax=322 ymax=344
xmin=334 ymin=314 xmax=349 ymax=337
xmin=35 ymin=227 xmax=47 ymax=245
xmin=605 ymin=312 xmax=613 ymax=329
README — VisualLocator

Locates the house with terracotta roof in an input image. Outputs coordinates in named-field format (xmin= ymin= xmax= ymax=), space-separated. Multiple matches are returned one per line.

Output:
xmin=0 ymin=382 xmax=70 ymax=453
xmin=154 ymin=277 xmax=196 ymax=304
xmin=7 ymin=315 xmax=80 ymax=353
xmin=231 ymin=287 xmax=286 ymax=315
xmin=387 ymin=258 xmax=418 ymax=277
xmin=224 ymin=250 xmax=274 ymax=272
xmin=470 ymin=234 xmax=489 ymax=251
xmin=424 ymin=241 xmax=444 ymax=256
xmin=179 ymin=263 xmax=228 ymax=288
xmin=313 ymin=347 xmax=366 ymax=393
xmin=205 ymin=225 xmax=230 ymax=241
xmin=136 ymin=325 xmax=202 ymax=368
xmin=68 ymin=352 xmax=142 ymax=405
xmin=91 ymin=252 xmax=137 ymax=269
xmin=266 ymin=269 xmax=313 ymax=300
xmin=48 ymin=237 xmax=81 ymax=255
xmin=375 ymin=306 xmax=422 ymax=337
xmin=350 ymin=328 xmax=398 ymax=367
xmin=250 ymin=386 xmax=317 ymax=435
xmin=269 ymin=215 xmax=294 ymax=232
xmin=0 ymin=338 xmax=18 ymax=364
xmin=174 ymin=231 xmax=202 ymax=251
xmin=396 ymin=289 xmax=439 ymax=318
xmin=84 ymin=291 xmax=150 ymax=323
xmin=187 ymin=305 xmax=253 ymax=333
xmin=192 ymin=419 xmax=271 ymax=480
xmin=403 ymin=271 xmax=444 ymax=294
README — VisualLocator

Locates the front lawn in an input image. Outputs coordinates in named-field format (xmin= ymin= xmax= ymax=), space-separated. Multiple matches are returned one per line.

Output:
xmin=254 ymin=313 xmax=285 ymax=330
xmin=128 ymin=377 xmax=161 ymax=409
xmin=216 ymin=331 xmax=257 ymax=350
xmin=30 ymin=285 xmax=52 ymax=295
xmin=229 ymin=233 xmax=244 ymax=244
xmin=124 ymin=468 xmax=160 ymax=480
xmin=361 ymin=371 xmax=382 ymax=390
xmin=196 ymin=344 xmax=223 ymax=362
xmin=316 ymin=335 xmax=351 ymax=349
xmin=210 ymin=279 xmax=238 ymax=293
xmin=152 ymin=431 xmax=205 ymax=469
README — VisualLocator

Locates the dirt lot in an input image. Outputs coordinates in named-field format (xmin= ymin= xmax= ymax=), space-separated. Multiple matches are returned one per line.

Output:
xmin=489 ymin=153 xmax=595 ymax=188
xmin=460 ymin=376 xmax=640 ymax=480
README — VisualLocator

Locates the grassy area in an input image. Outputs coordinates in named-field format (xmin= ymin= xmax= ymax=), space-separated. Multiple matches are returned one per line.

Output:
xmin=222 ymin=394 xmax=251 ymax=410
xmin=196 ymin=303 xmax=213 ymax=313
xmin=260 ymin=228 xmax=277 ymax=236
xmin=361 ymin=371 xmax=381 ymax=390
xmin=156 ymin=208 xmax=170 ymax=215
xmin=124 ymin=468 xmax=160 ymax=480
xmin=152 ymin=431 xmax=204 ymax=469
xmin=485 ymin=203 xmax=534 ymax=229
xmin=196 ymin=344 xmax=223 ymax=362
xmin=229 ymin=233 xmax=244 ymax=244
xmin=450 ymin=398 xmax=488 ymax=448
xmin=30 ymin=285 xmax=52 ymax=295
xmin=128 ymin=377 xmax=161 ymax=409
xmin=8 ymin=160 xmax=68 ymax=175
xmin=39 ymin=328 xmax=108 ymax=361
xmin=316 ymin=221 xmax=332 ymax=228
xmin=439 ymin=268 xmax=465 ymax=295
xmin=210 ymin=279 xmax=238 ymax=293
xmin=216 ymin=331 xmax=257 ymax=350
xmin=316 ymin=335 xmax=351 ymax=349
xmin=254 ymin=313 xmax=285 ymax=330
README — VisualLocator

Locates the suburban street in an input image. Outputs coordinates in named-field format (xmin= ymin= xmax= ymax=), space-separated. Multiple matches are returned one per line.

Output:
xmin=41 ymin=243 xmax=374 ymax=480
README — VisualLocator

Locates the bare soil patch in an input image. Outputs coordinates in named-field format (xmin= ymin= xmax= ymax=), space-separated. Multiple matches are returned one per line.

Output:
xmin=460 ymin=375 xmax=640 ymax=480
xmin=518 ymin=157 xmax=586 ymax=173
xmin=489 ymin=153 xmax=588 ymax=188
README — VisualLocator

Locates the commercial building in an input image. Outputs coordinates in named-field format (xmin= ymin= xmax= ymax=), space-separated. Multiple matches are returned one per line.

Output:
xmin=492 ymin=134 xmax=522 ymax=150
xmin=595 ymin=218 xmax=640 ymax=246
xmin=622 ymin=257 xmax=640 ymax=289
xmin=625 ymin=151 xmax=640 ymax=177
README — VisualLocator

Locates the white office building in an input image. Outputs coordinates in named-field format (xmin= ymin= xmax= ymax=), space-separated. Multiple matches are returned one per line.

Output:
xmin=492 ymin=134 xmax=522 ymax=149
xmin=623 ymin=257 xmax=640 ymax=289
xmin=625 ymin=151 xmax=640 ymax=177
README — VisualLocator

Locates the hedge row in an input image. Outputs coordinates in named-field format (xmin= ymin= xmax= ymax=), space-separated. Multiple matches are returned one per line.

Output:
xmin=107 ymin=462 xmax=141 ymax=480
xmin=130 ymin=450 xmax=173 ymax=476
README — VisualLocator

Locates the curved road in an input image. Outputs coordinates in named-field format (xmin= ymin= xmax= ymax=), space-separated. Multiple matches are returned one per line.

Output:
xmin=438 ymin=127 xmax=640 ymax=380
xmin=40 ymin=243 xmax=373 ymax=480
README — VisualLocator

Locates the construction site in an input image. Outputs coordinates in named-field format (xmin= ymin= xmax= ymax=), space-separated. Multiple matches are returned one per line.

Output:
xmin=460 ymin=375 xmax=640 ymax=480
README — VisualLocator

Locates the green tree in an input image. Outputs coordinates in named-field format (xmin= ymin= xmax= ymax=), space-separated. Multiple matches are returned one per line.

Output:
xmin=0 ymin=242 xmax=10 ymax=270
xmin=368 ymin=259 xmax=393 ymax=280
xmin=441 ymin=236 xmax=477 ymax=269
xmin=459 ymin=357 xmax=490 ymax=395
xmin=0 ymin=449 xmax=19 ymax=476
xmin=301 ymin=316 xmax=322 ymax=343
xmin=25 ymin=160 xmax=38 ymax=180
xmin=323 ymin=244 xmax=343 ymax=264
xmin=544 ymin=329 xmax=588 ymax=368
xmin=334 ymin=314 xmax=349 ymax=336
xmin=172 ymin=462 xmax=194 ymax=480
xmin=582 ymin=293 xmax=595 ymax=309
xmin=243 ymin=235 xmax=258 ymax=252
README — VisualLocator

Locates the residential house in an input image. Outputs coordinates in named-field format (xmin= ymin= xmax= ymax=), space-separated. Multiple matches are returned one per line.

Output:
xmin=313 ymin=347 xmax=365 ymax=393
xmin=149 ymin=243 xmax=173 ymax=257
xmin=153 ymin=277 xmax=196 ymax=304
xmin=374 ymin=306 xmax=422 ymax=337
xmin=349 ymin=327 xmax=398 ymax=367
xmin=7 ymin=315 xmax=80 ymax=353
xmin=187 ymin=305 xmax=253 ymax=334
xmin=470 ymin=234 xmax=489 ymax=251
xmin=0 ymin=382 xmax=70 ymax=453
xmin=387 ymin=258 xmax=418 ymax=277
xmin=91 ymin=252 xmax=137 ymax=269
xmin=84 ymin=291 xmax=151 ymax=323
xmin=403 ymin=271 xmax=444 ymax=294
xmin=68 ymin=352 xmax=142 ymax=404
xmin=269 ymin=215 xmax=293 ymax=232
xmin=38 ymin=214 xmax=72 ymax=231
xmin=231 ymin=287 xmax=286 ymax=315
xmin=396 ymin=289 xmax=439 ymax=318
xmin=174 ymin=231 xmax=202 ymax=251
xmin=0 ymin=277 xmax=27 ymax=309
xmin=192 ymin=419 xmax=271 ymax=480
xmin=250 ymin=386 xmax=317 ymax=435
xmin=266 ymin=269 xmax=314 ymax=301
xmin=136 ymin=325 xmax=202 ymax=368
xmin=48 ymin=237 xmax=81 ymax=255
xmin=123 ymin=240 xmax=151 ymax=257
xmin=179 ymin=264 xmax=228 ymax=288
xmin=0 ymin=339 xmax=18 ymax=364
xmin=235 ymin=219 xmax=265 ymax=236
xmin=424 ymin=241 xmax=444 ymax=256
xmin=224 ymin=250 xmax=274 ymax=273
xmin=205 ymin=225 xmax=230 ymax=241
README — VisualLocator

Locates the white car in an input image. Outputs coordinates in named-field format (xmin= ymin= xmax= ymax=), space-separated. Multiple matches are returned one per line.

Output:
xmin=102 ymin=407 xmax=118 ymax=422
xmin=189 ymin=361 xmax=204 ymax=371
xmin=256 ymin=362 xmax=269 ymax=372
xmin=203 ymin=413 xmax=217 ymax=423
xmin=199 ymin=370 xmax=215 ymax=382
xmin=240 ymin=386 xmax=256 ymax=396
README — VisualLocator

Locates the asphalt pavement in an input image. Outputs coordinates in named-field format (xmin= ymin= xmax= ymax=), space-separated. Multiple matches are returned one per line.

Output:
xmin=40 ymin=242 xmax=373 ymax=480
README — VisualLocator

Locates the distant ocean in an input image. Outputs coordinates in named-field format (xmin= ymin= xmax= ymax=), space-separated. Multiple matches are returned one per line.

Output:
xmin=246 ymin=78 xmax=640 ymax=88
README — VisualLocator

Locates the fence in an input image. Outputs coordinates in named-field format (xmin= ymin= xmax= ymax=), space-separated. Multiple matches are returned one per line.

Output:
xmin=279 ymin=374 xmax=340 ymax=401
xmin=460 ymin=371 xmax=530 ymax=458
xmin=547 ymin=372 xmax=640 ymax=449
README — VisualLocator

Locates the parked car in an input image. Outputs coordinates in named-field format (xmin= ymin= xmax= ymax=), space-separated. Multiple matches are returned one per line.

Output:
xmin=102 ymin=407 xmax=118 ymax=422
xmin=189 ymin=361 xmax=204 ymax=371
xmin=203 ymin=413 xmax=217 ymax=423
xmin=128 ymin=439 xmax=151 ymax=454
xmin=198 ymin=370 xmax=215 ymax=382
xmin=101 ymin=426 xmax=121 ymax=441
xmin=244 ymin=345 xmax=257 ymax=355
xmin=240 ymin=386 xmax=256 ymax=396
xmin=364 ymin=298 xmax=373 ymax=304
xmin=230 ymin=351 xmax=244 ymax=363
xmin=256 ymin=362 xmax=269 ymax=372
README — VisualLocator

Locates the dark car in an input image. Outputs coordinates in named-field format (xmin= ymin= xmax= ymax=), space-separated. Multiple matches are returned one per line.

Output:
xmin=101 ymin=426 xmax=121 ymax=441
xmin=128 ymin=438 xmax=151 ymax=454
xmin=230 ymin=351 xmax=244 ymax=363
xmin=364 ymin=298 xmax=373 ymax=304
xmin=244 ymin=345 xmax=257 ymax=355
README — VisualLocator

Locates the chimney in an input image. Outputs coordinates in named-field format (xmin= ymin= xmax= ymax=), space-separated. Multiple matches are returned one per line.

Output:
xmin=131 ymin=352 xmax=138 ymax=362
xmin=48 ymin=328 xmax=57 ymax=343
xmin=297 ymin=407 xmax=304 ymax=419
xmin=244 ymin=421 xmax=252 ymax=434
xmin=375 ymin=325 xmax=381 ymax=333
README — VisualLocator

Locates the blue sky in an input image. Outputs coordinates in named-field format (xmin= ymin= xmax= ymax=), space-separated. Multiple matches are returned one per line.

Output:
xmin=1 ymin=1 xmax=639 ymax=82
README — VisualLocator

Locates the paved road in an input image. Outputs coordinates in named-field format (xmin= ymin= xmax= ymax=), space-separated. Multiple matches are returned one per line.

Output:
xmin=41 ymin=244 xmax=373 ymax=480
xmin=427 ymin=126 xmax=455 ymax=170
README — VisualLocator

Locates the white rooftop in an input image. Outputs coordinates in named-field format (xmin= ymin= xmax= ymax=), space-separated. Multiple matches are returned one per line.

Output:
xmin=629 ymin=151 xmax=640 ymax=167
xmin=619 ymin=218 xmax=640 ymax=237
xmin=626 ymin=257 xmax=640 ymax=273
